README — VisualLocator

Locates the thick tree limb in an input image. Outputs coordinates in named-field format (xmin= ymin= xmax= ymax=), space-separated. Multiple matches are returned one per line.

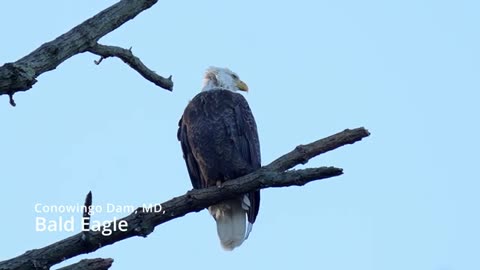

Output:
xmin=0 ymin=127 xmax=369 ymax=270
xmin=0 ymin=0 xmax=173 ymax=106
xmin=57 ymin=258 xmax=113 ymax=270
xmin=88 ymin=43 xmax=173 ymax=89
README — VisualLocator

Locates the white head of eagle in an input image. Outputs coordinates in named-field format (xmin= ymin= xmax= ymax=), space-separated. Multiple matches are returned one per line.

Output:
xmin=178 ymin=66 xmax=261 ymax=250
xmin=202 ymin=66 xmax=249 ymax=92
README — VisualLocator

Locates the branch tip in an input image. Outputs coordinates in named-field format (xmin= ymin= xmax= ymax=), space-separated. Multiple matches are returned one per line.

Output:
xmin=83 ymin=191 xmax=93 ymax=231
xmin=94 ymin=56 xmax=104 ymax=65
xmin=8 ymin=93 xmax=16 ymax=107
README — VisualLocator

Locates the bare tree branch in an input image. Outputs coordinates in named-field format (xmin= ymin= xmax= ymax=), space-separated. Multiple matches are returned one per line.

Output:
xmin=0 ymin=127 xmax=369 ymax=270
xmin=268 ymin=127 xmax=371 ymax=171
xmin=0 ymin=0 xmax=173 ymax=106
xmin=88 ymin=43 xmax=173 ymax=89
xmin=57 ymin=258 xmax=113 ymax=270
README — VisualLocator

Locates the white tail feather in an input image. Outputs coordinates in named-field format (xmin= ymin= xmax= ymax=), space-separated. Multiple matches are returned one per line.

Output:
xmin=209 ymin=199 xmax=247 ymax=251
xmin=245 ymin=222 xmax=253 ymax=240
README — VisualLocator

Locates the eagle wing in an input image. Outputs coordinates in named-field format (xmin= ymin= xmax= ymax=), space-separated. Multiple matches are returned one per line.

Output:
xmin=232 ymin=94 xmax=261 ymax=224
xmin=178 ymin=90 xmax=261 ymax=224
xmin=178 ymin=116 xmax=204 ymax=189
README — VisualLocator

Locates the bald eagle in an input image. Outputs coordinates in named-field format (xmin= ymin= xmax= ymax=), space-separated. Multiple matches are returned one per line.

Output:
xmin=177 ymin=67 xmax=261 ymax=250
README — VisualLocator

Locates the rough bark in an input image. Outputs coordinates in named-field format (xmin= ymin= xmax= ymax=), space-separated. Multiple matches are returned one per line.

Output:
xmin=0 ymin=0 xmax=173 ymax=106
xmin=0 ymin=127 xmax=370 ymax=270
xmin=57 ymin=258 xmax=113 ymax=270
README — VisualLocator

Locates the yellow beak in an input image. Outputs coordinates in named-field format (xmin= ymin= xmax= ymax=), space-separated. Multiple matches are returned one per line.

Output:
xmin=236 ymin=80 xmax=249 ymax=92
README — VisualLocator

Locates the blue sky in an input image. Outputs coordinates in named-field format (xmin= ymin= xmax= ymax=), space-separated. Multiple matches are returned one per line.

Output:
xmin=1 ymin=1 xmax=478 ymax=269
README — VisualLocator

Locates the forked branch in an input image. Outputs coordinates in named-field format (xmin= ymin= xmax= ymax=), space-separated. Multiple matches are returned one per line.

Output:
xmin=0 ymin=0 xmax=173 ymax=106
xmin=0 ymin=127 xmax=370 ymax=270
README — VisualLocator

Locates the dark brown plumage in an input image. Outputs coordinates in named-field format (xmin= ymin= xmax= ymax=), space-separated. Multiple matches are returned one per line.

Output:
xmin=178 ymin=88 xmax=261 ymax=250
